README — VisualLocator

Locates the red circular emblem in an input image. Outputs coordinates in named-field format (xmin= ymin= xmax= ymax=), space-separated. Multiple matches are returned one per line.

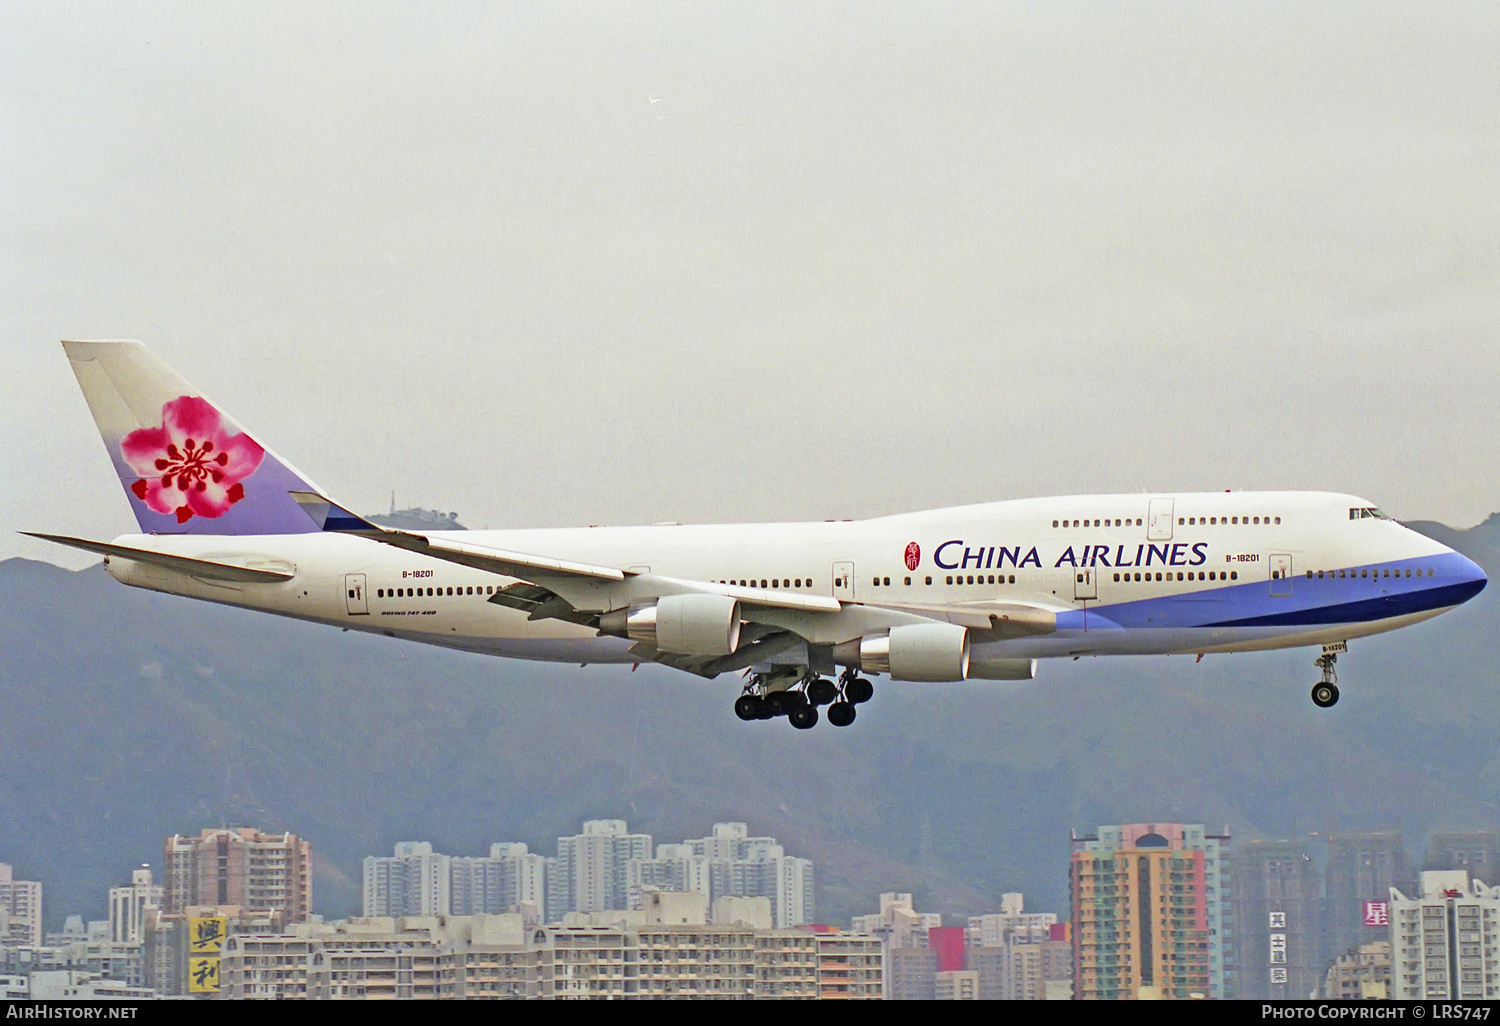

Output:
xmin=904 ymin=542 xmax=920 ymax=571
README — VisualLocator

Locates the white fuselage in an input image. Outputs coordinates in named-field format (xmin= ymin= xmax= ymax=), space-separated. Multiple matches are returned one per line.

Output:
xmin=101 ymin=490 xmax=1486 ymax=676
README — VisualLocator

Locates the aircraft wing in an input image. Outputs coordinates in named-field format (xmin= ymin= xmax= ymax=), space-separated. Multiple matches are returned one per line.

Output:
xmin=290 ymin=490 xmax=840 ymax=616
xmin=22 ymin=532 xmax=295 ymax=583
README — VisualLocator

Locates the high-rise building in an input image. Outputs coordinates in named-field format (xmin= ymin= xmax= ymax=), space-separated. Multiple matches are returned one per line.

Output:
xmin=1388 ymin=870 xmax=1500 ymax=1000
xmin=0 ymin=864 xmax=42 ymax=947
xmin=1324 ymin=830 xmax=1415 ymax=961
xmin=1424 ymin=831 xmax=1500 ymax=881
xmin=968 ymin=892 xmax=1057 ymax=948
xmin=625 ymin=824 xmax=813 ymax=929
xmin=852 ymin=893 xmax=942 ymax=999
xmin=1231 ymin=839 xmax=1324 ymax=1000
xmin=1070 ymin=823 xmax=1232 ymax=1000
xmin=450 ymin=843 xmax=547 ymax=916
xmin=683 ymin=823 xmax=814 ymax=929
xmin=965 ymin=894 xmax=1070 ymax=1000
xmin=162 ymin=827 xmax=312 ymax=923
xmin=1324 ymin=941 xmax=1392 ymax=1000
xmin=363 ymin=841 xmax=451 ymax=917
xmin=217 ymin=906 xmax=882 ymax=998
xmin=549 ymin=820 xmax=652 ymax=921
xmin=108 ymin=866 xmax=163 ymax=945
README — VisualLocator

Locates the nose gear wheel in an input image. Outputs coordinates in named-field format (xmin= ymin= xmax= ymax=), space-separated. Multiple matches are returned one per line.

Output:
xmin=1311 ymin=652 xmax=1340 ymax=708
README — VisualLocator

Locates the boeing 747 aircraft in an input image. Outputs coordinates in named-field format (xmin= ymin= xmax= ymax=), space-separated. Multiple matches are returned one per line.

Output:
xmin=31 ymin=341 xmax=1487 ymax=728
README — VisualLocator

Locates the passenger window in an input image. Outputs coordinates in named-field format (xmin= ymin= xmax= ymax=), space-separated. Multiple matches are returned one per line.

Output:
xmin=1008 ymin=574 xmax=1015 ymax=584
xmin=904 ymin=576 xmax=911 ymax=586
xmin=1361 ymin=570 xmax=1368 ymax=578
xmin=1113 ymin=573 xmax=1121 ymax=582
xmin=925 ymin=576 xmax=933 ymax=585
xmin=884 ymin=577 xmax=891 ymax=586
xmin=1209 ymin=572 xmax=1216 ymax=581
xmin=1052 ymin=520 xmax=1059 ymax=528
xmin=946 ymin=576 xmax=954 ymax=585
xmin=1230 ymin=572 xmax=1238 ymax=580
xmin=1274 ymin=517 xmax=1281 ymax=524
xmin=1178 ymin=517 xmax=1184 ymax=525
xmin=1135 ymin=573 xmax=1142 ymax=581
xmin=807 ymin=579 xmax=814 ymax=588
xmin=1306 ymin=571 xmax=1313 ymax=578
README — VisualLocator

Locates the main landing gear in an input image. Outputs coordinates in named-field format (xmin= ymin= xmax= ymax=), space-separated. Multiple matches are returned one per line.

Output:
xmin=734 ymin=667 xmax=875 ymax=729
xmin=1311 ymin=651 xmax=1340 ymax=708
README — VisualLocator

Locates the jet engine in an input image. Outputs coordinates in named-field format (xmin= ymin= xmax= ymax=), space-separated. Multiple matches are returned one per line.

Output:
xmin=837 ymin=622 xmax=970 ymax=682
xmin=598 ymin=593 xmax=742 ymax=656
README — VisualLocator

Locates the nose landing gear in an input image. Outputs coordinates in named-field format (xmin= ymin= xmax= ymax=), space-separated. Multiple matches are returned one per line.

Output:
xmin=1311 ymin=651 xmax=1340 ymax=708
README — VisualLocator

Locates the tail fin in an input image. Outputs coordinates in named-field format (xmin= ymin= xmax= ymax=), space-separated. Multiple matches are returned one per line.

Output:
xmin=63 ymin=340 xmax=325 ymax=535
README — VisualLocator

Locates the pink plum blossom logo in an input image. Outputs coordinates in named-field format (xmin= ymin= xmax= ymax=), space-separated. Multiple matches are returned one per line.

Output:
xmin=120 ymin=396 xmax=265 ymax=523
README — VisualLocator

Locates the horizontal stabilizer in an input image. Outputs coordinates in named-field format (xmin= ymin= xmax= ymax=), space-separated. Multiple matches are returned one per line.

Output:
xmin=291 ymin=490 xmax=630 ymax=582
xmin=21 ymin=532 xmax=294 ymax=583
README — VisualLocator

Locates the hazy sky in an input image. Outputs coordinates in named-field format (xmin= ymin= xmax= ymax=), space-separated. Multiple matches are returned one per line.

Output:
xmin=5 ymin=2 xmax=1499 ymax=565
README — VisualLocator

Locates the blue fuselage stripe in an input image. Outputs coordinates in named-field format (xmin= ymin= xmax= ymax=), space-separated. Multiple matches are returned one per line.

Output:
xmin=1072 ymin=552 xmax=1483 ymax=631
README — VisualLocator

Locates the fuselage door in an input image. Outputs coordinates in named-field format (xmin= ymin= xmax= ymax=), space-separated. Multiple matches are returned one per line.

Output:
xmin=832 ymin=561 xmax=856 ymax=602
xmin=345 ymin=573 xmax=368 ymax=615
xmin=1270 ymin=553 xmax=1293 ymax=597
xmin=1074 ymin=567 xmax=1098 ymax=601
xmin=1147 ymin=498 xmax=1175 ymax=541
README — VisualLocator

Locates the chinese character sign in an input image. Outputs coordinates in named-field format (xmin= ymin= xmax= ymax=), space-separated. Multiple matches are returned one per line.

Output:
xmin=189 ymin=915 xmax=227 ymax=953
xmin=1270 ymin=967 xmax=1288 ymax=984
xmin=1268 ymin=912 xmax=1287 ymax=929
xmin=1362 ymin=901 xmax=1389 ymax=927
xmin=188 ymin=956 xmax=221 ymax=994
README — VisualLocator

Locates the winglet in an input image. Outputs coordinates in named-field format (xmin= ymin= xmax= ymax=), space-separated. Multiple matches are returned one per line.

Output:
xmin=289 ymin=491 xmax=382 ymax=533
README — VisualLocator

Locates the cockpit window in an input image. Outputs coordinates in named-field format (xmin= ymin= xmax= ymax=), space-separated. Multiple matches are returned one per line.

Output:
xmin=1349 ymin=507 xmax=1392 ymax=520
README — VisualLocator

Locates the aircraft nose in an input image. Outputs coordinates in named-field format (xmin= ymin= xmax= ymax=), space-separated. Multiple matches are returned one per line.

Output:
xmin=1454 ymin=552 xmax=1487 ymax=604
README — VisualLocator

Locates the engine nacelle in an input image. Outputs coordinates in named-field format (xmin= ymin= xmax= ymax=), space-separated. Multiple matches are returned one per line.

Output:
xmin=598 ymin=594 xmax=741 ymax=656
xmin=966 ymin=655 xmax=1037 ymax=680
xmin=841 ymin=623 xmax=970 ymax=682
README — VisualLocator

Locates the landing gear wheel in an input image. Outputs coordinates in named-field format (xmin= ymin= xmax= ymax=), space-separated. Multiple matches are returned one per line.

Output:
xmin=788 ymin=704 xmax=819 ymax=730
xmin=845 ymin=677 xmax=874 ymax=704
xmin=826 ymin=701 xmax=856 ymax=727
xmin=1312 ymin=650 xmax=1340 ymax=708
xmin=734 ymin=694 xmax=760 ymax=721
xmin=764 ymin=691 xmax=791 ymax=717
xmin=807 ymin=678 xmax=839 ymax=706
